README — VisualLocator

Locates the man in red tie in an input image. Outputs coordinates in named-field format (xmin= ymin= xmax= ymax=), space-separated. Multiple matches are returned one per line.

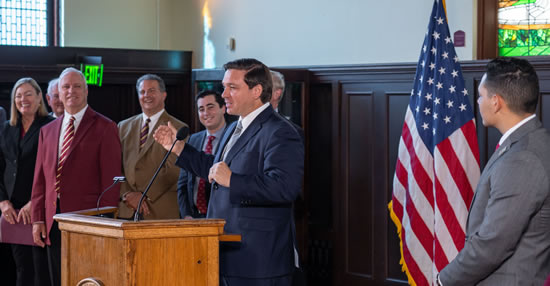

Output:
xmin=31 ymin=67 xmax=121 ymax=286
xmin=177 ymin=90 xmax=227 ymax=218
xmin=118 ymin=74 xmax=187 ymax=219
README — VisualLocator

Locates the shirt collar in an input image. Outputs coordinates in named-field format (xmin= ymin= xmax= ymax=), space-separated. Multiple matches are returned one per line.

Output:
xmin=207 ymin=122 xmax=226 ymax=139
xmin=498 ymin=113 xmax=536 ymax=146
xmin=64 ymin=105 xmax=87 ymax=122
xmin=62 ymin=105 xmax=88 ymax=132
xmin=142 ymin=109 xmax=165 ymax=133
xmin=142 ymin=109 xmax=164 ymax=123
xmin=239 ymin=102 xmax=270 ymax=133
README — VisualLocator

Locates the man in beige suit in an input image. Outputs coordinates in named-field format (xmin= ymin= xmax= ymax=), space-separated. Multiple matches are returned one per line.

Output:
xmin=118 ymin=74 xmax=187 ymax=219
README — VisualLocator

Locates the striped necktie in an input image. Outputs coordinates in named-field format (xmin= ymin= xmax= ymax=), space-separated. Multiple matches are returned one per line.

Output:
xmin=222 ymin=121 xmax=243 ymax=161
xmin=140 ymin=118 xmax=150 ymax=149
xmin=197 ymin=135 xmax=215 ymax=214
xmin=55 ymin=116 xmax=75 ymax=194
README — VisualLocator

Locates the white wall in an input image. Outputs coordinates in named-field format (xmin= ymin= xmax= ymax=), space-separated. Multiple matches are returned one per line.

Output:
xmin=61 ymin=0 xmax=475 ymax=68
xmin=61 ymin=0 xmax=202 ymax=63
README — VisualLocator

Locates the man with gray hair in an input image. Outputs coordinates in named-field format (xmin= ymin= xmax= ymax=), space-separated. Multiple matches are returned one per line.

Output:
xmin=31 ymin=67 xmax=121 ymax=286
xmin=270 ymin=70 xmax=285 ymax=111
xmin=45 ymin=78 xmax=64 ymax=118
xmin=118 ymin=74 xmax=187 ymax=219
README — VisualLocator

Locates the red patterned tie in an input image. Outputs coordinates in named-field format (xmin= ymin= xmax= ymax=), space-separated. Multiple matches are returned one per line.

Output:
xmin=55 ymin=116 xmax=75 ymax=195
xmin=197 ymin=135 xmax=215 ymax=214
xmin=140 ymin=118 xmax=150 ymax=150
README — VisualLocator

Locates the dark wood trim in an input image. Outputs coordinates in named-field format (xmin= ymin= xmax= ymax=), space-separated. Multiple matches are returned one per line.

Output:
xmin=477 ymin=0 xmax=498 ymax=59
xmin=47 ymin=0 xmax=59 ymax=46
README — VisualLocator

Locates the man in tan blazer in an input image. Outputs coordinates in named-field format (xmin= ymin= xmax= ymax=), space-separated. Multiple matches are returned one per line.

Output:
xmin=118 ymin=74 xmax=187 ymax=219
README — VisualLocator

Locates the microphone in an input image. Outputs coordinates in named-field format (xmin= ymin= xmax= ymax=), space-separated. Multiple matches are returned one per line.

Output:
xmin=133 ymin=126 xmax=189 ymax=221
xmin=96 ymin=176 xmax=126 ymax=215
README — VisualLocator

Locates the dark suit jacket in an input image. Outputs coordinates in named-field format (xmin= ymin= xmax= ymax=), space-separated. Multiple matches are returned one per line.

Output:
xmin=177 ymin=130 xmax=209 ymax=218
xmin=0 ymin=107 xmax=6 ymax=133
xmin=176 ymin=105 xmax=304 ymax=278
xmin=31 ymin=107 xmax=121 ymax=245
xmin=177 ymin=126 xmax=228 ymax=218
xmin=440 ymin=118 xmax=550 ymax=285
xmin=0 ymin=116 xmax=54 ymax=208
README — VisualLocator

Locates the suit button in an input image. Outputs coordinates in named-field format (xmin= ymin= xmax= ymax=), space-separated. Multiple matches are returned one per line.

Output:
xmin=214 ymin=184 xmax=218 ymax=190
xmin=13 ymin=172 xmax=16 ymax=177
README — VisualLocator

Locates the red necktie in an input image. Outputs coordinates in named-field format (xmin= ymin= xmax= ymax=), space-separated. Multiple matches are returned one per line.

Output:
xmin=55 ymin=116 xmax=75 ymax=194
xmin=495 ymin=143 xmax=500 ymax=151
xmin=197 ymin=135 xmax=215 ymax=214
xmin=140 ymin=118 xmax=150 ymax=150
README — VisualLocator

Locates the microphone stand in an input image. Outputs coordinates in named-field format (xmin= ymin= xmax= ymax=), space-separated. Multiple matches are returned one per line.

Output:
xmin=96 ymin=176 xmax=126 ymax=216
xmin=133 ymin=139 xmax=179 ymax=222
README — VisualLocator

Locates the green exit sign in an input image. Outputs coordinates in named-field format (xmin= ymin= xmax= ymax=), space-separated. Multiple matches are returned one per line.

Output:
xmin=80 ymin=64 xmax=104 ymax=87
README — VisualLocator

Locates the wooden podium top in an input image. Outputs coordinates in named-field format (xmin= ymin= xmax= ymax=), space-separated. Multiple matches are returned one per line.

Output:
xmin=54 ymin=207 xmax=240 ymax=241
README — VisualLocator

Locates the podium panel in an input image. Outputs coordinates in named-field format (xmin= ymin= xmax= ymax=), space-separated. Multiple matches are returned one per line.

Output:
xmin=55 ymin=208 xmax=235 ymax=286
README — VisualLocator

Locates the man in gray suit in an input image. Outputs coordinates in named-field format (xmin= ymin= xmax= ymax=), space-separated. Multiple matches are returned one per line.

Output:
xmin=439 ymin=57 xmax=550 ymax=285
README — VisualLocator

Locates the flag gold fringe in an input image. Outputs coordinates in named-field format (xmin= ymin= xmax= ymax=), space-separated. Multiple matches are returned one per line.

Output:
xmin=388 ymin=200 xmax=418 ymax=286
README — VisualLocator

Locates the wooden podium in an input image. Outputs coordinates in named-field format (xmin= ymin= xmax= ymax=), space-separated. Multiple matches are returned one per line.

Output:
xmin=54 ymin=207 xmax=240 ymax=286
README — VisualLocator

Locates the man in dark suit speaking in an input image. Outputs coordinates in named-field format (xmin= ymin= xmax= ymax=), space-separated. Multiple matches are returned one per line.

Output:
xmin=155 ymin=58 xmax=304 ymax=285
xmin=438 ymin=58 xmax=550 ymax=285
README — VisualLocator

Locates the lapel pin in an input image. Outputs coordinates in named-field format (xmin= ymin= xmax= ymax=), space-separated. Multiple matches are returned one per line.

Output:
xmin=498 ymin=146 xmax=508 ymax=156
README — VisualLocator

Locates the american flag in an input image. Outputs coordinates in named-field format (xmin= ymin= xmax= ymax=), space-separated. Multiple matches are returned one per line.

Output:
xmin=389 ymin=1 xmax=480 ymax=285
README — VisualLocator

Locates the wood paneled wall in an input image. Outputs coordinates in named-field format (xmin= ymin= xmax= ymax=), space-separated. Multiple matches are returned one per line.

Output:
xmin=194 ymin=57 xmax=550 ymax=286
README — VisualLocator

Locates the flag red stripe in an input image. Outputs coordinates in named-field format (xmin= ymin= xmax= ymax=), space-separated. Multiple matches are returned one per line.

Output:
xmin=401 ymin=121 xmax=434 ymax=207
xmin=437 ymin=137 xmax=474 ymax=207
xmin=434 ymin=176 xmax=466 ymax=250
xmin=434 ymin=237 xmax=450 ymax=272
xmin=461 ymin=120 xmax=480 ymax=166
xmin=391 ymin=194 xmax=404 ymax=223
xmin=405 ymin=185 xmax=434 ymax=259
xmin=402 ymin=227 xmax=430 ymax=286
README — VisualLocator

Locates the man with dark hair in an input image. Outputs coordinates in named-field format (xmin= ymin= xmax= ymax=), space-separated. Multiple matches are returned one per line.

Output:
xmin=438 ymin=57 xmax=550 ymax=285
xmin=118 ymin=74 xmax=187 ymax=219
xmin=155 ymin=58 xmax=304 ymax=285
xmin=177 ymin=90 xmax=227 ymax=218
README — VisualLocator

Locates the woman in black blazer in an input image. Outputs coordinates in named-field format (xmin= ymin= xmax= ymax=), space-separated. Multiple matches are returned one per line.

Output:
xmin=0 ymin=78 xmax=54 ymax=286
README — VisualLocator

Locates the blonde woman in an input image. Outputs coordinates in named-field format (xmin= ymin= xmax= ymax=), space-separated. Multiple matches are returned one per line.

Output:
xmin=0 ymin=78 xmax=54 ymax=286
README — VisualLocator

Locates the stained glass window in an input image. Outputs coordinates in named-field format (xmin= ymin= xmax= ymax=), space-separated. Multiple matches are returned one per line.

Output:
xmin=0 ymin=0 xmax=48 ymax=46
xmin=498 ymin=0 xmax=550 ymax=56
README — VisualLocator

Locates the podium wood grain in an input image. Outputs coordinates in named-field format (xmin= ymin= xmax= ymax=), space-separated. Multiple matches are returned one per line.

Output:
xmin=55 ymin=208 xmax=238 ymax=286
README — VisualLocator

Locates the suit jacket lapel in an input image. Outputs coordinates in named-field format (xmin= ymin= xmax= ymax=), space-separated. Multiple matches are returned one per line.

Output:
xmin=50 ymin=116 xmax=63 ymax=164
xmin=483 ymin=117 xmax=540 ymax=173
xmin=468 ymin=117 xmax=541 ymax=222
xmin=7 ymin=123 xmax=20 ymax=157
xmin=223 ymin=107 xmax=272 ymax=164
xmin=20 ymin=116 xmax=44 ymax=147
xmin=215 ymin=122 xmax=236 ymax=163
